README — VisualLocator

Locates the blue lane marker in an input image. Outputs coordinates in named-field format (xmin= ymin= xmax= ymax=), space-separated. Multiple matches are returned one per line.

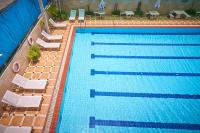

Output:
xmin=91 ymin=32 xmax=200 ymax=35
xmin=91 ymin=54 xmax=200 ymax=60
xmin=91 ymin=69 xmax=200 ymax=77
xmin=91 ymin=42 xmax=200 ymax=46
xmin=90 ymin=89 xmax=200 ymax=99
xmin=89 ymin=117 xmax=200 ymax=130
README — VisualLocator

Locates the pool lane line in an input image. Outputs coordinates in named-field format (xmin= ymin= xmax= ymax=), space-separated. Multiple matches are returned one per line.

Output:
xmin=91 ymin=69 xmax=200 ymax=77
xmin=91 ymin=42 xmax=200 ymax=46
xmin=91 ymin=32 xmax=200 ymax=35
xmin=90 ymin=89 xmax=200 ymax=99
xmin=89 ymin=117 xmax=200 ymax=130
xmin=91 ymin=54 xmax=200 ymax=60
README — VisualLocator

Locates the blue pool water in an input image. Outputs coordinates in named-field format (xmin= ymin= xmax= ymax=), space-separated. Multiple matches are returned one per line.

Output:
xmin=57 ymin=28 xmax=200 ymax=133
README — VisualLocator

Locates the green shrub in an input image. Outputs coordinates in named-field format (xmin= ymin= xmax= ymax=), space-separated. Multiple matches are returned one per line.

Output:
xmin=58 ymin=11 xmax=68 ymax=20
xmin=135 ymin=1 xmax=144 ymax=16
xmin=185 ymin=9 xmax=196 ymax=16
xmin=111 ymin=10 xmax=120 ymax=16
xmin=86 ymin=4 xmax=94 ymax=16
xmin=47 ymin=5 xmax=57 ymax=16
xmin=28 ymin=45 xmax=41 ymax=62
xmin=86 ymin=10 xmax=94 ymax=16
xmin=39 ymin=20 xmax=45 ymax=28
xmin=111 ymin=3 xmax=120 ymax=16
xmin=47 ymin=5 xmax=67 ymax=21
xmin=135 ymin=10 xmax=144 ymax=16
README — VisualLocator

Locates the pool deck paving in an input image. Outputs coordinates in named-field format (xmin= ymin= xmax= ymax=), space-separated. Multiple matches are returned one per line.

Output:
xmin=0 ymin=19 xmax=200 ymax=133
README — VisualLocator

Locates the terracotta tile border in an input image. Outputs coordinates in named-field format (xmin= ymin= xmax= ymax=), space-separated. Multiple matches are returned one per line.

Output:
xmin=48 ymin=26 xmax=76 ymax=133
xmin=42 ymin=25 xmax=72 ymax=132
xmin=49 ymin=24 xmax=200 ymax=132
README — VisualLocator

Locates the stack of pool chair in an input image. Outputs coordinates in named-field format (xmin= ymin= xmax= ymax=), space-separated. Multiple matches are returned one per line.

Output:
xmin=69 ymin=10 xmax=77 ymax=22
xmin=78 ymin=9 xmax=85 ymax=21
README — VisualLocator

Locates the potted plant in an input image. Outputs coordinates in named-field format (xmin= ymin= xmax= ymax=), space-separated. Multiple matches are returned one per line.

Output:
xmin=28 ymin=44 xmax=41 ymax=62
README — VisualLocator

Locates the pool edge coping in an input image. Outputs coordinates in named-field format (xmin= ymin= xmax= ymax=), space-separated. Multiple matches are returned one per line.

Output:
xmin=43 ymin=25 xmax=75 ymax=133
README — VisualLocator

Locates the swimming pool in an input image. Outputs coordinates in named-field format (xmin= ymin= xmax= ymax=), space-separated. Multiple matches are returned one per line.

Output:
xmin=56 ymin=27 xmax=200 ymax=133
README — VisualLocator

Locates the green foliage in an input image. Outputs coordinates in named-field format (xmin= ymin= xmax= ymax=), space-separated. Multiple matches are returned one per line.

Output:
xmin=58 ymin=11 xmax=68 ymax=20
xmin=47 ymin=5 xmax=67 ymax=21
xmin=47 ymin=5 xmax=57 ymax=15
xmin=185 ymin=9 xmax=196 ymax=16
xmin=86 ymin=4 xmax=94 ymax=16
xmin=112 ymin=3 xmax=120 ymax=16
xmin=135 ymin=10 xmax=144 ymax=16
xmin=136 ymin=1 xmax=142 ymax=12
xmin=39 ymin=20 xmax=45 ymax=28
xmin=86 ymin=11 xmax=94 ymax=16
xmin=135 ymin=1 xmax=144 ymax=16
xmin=111 ymin=10 xmax=120 ymax=16
xmin=28 ymin=45 xmax=41 ymax=62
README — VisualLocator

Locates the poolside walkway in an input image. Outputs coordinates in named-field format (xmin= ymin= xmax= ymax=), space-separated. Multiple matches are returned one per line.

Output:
xmin=0 ymin=27 xmax=70 ymax=133
xmin=0 ymin=19 xmax=199 ymax=133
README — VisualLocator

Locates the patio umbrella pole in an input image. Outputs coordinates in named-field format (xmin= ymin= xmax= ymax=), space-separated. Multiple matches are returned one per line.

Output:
xmin=38 ymin=0 xmax=50 ymax=33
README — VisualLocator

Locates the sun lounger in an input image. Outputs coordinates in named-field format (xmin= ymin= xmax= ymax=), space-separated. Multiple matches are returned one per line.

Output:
xmin=49 ymin=18 xmax=67 ymax=28
xmin=41 ymin=30 xmax=63 ymax=41
xmin=184 ymin=12 xmax=191 ymax=19
xmin=69 ymin=10 xmax=76 ymax=21
xmin=78 ymin=9 xmax=85 ymax=21
xmin=197 ymin=11 xmax=200 ymax=17
xmin=168 ymin=13 xmax=174 ymax=19
xmin=94 ymin=11 xmax=106 ymax=19
xmin=0 ymin=124 xmax=32 ymax=133
xmin=36 ymin=38 xmax=61 ymax=49
xmin=170 ymin=10 xmax=191 ymax=19
xmin=2 ymin=90 xmax=42 ymax=108
xmin=12 ymin=74 xmax=47 ymax=90
xmin=147 ymin=11 xmax=160 ymax=19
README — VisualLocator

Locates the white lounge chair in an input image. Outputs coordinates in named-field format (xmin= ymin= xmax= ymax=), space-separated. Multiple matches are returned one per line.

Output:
xmin=41 ymin=30 xmax=63 ymax=41
xmin=36 ymin=38 xmax=61 ymax=49
xmin=168 ymin=13 xmax=174 ymax=19
xmin=12 ymin=74 xmax=47 ymax=90
xmin=94 ymin=11 xmax=106 ymax=19
xmin=49 ymin=18 xmax=67 ymax=28
xmin=69 ymin=10 xmax=76 ymax=21
xmin=2 ymin=90 xmax=42 ymax=108
xmin=0 ymin=124 xmax=32 ymax=133
xmin=170 ymin=10 xmax=191 ymax=19
xmin=78 ymin=9 xmax=85 ymax=21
